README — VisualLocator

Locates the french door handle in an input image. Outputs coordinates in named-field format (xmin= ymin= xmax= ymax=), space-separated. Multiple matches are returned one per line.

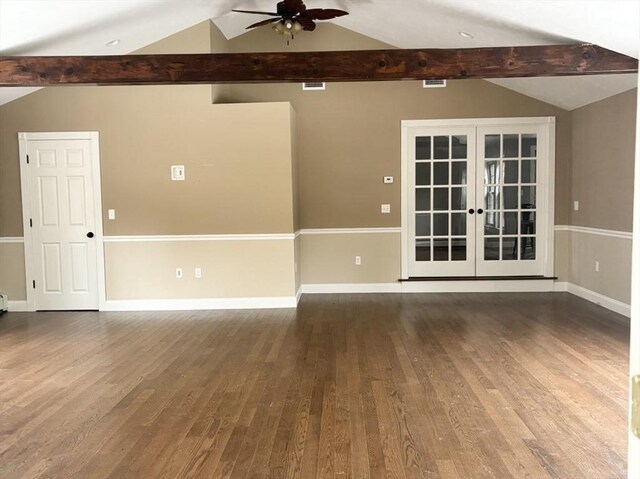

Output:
xmin=86 ymin=232 xmax=94 ymax=238
xmin=468 ymin=209 xmax=475 ymax=214
xmin=477 ymin=208 xmax=484 ymax=215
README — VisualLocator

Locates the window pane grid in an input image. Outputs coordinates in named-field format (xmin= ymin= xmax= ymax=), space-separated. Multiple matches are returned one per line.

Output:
xmin=483 ymin=133 xmax=537 ymax=261
xmin=414 ymin=133 xmax=468 ymax=263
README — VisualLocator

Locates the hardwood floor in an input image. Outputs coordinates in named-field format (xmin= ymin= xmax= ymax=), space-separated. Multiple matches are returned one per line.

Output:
xmin=0 ymin=293 xmax=629 ymax=478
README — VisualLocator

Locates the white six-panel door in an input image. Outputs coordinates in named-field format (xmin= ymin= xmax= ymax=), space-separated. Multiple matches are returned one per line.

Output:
xmin=22 ymin=135 xmax=101 ymax=310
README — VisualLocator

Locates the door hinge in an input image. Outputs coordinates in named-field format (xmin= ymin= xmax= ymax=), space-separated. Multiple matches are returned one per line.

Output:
xmin=29 ymin=218 xmax=33 ymax=228
xmin=32 ymin=280 xmax=36 ymax=289
xmin=26 ymin=154 xmax=29 ymax=164
xmin=633 ymin=374 xmax=640 ymax=439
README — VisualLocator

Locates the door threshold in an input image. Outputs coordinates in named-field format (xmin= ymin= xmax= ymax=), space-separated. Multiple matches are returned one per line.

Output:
xmin=400 ymin=275 xmax=558 ymax=282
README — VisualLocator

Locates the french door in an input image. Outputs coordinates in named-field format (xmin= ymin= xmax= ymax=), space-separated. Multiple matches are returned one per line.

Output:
xmin=403 ymin=118 xmax=554 ymax=278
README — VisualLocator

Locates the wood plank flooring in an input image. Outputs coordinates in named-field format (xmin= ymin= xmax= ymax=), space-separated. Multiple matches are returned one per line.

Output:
xmin=0 ymin=293 xmax=630 ymax=478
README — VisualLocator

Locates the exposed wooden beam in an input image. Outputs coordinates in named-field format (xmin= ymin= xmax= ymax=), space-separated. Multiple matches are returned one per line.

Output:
xmin=0 ymin=44 xmax=637 ymax=87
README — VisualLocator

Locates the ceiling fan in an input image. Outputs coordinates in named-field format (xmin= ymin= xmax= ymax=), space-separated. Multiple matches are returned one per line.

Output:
xmin=232 ymin=0 xmax=349 ymax=39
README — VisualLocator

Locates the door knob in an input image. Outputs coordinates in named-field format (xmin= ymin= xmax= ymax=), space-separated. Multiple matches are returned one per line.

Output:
xmin=86 ymin=232 xmax=94 ymax=238
xmin=477 ymin=208 xmax=484 ymax=214
xmin=468 ymin=209 xmax=475 ymax=214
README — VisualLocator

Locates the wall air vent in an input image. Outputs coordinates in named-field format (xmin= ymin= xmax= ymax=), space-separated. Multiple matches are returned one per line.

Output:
xmin=423 ymin=79 xmax=447 ymax=88
xmin=302 ymin=82 xmax=326 ymax=91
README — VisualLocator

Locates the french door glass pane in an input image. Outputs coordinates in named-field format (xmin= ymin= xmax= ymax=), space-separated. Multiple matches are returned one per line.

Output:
xmin=521 ymin=186 xmax=536 ymax=207
xmin=503 ymin=186 xmax=518 ymax=209
xmin=452 ymin=238 xmax=466 ymax=261
xmin=434 ymin=136 xmax=449 ymax=159
xmin=416 ymin=137 xmax=431 ymax=159
xmin=485 ymin=238 xmax=500 ymax=260
xmin=434 ymin=163 xmax=449 ymax=184
xmin=503 ymin=134 xmax=519 ymax=158
xmin=416 ymin=213 xmax=430 ymax=236
xmin=521 ymin=160 xmax=536 ymax=183
xmin=416 ymin=239 xmax=431 ymax=261
xmin=504 ymin=160 xmax=518 ymax=183
xmin=485 ymin=212 xmax=500 ymax=235
xmin=485 ymin=135 xmax=500 ymax=158
xmin=502 ymin=237 xmax=518 ymax=260
xmin=434 ymin=188 xmax=449 ymax=210
xmin=416 ymin=162 xmax=431 ymax=185
xmin=452 ymin=162 xmax=467 ymax=184
xmin=521 ymin=211 xmax=535 ymax=235
xmin=416 ymin=188 xmax=431 ymax=211
xmin=434 ymin=239 xmax=448 ymax=261
xmin=521 ymin=237 xmax=536 ymax=260
xmin=452 ymin=135 xmax=467 ymax=159
xmin=433 ymin=213 xmax=449 ymax=236
xmin=521 ymin=134 xmax=537 ymax=157
xmin=502 ymin=212 xmax=518 ymax=234
xmin=451 ymin=213 xmax=466 ymax=235
xmin=451 ymin=187 xmax=466 ymax=210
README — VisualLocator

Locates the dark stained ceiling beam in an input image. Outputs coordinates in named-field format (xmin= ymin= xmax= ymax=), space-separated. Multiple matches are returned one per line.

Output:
xmin=0 ymin=44 xmax=637 ymax=87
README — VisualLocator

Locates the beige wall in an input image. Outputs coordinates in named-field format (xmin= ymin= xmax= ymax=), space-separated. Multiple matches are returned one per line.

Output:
xmin=227 ymin=24 xmax=573 ymax=230
xmin=0 ymin=243 xmax=26 ymax=300
xmin=105 ymin=240 xmax=295 ymax=300
xmin=301 ymin=233 xmax=401 ymax=285
xmin=571 ymin=89 xmax=637 ymax=231
xmin=0 ymin=21 xmax=298 ymax=301
xmin=567 ymin=89 xmax=637 ymax=304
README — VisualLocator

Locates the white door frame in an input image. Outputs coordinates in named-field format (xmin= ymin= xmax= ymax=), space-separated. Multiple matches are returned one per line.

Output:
xmin=401 ymin=117 xmax=555 ymax=280
xmin=18 ymin=132 xmax=106 ymax=311
xmin=628 ymin=79 xmax=640 ymax=479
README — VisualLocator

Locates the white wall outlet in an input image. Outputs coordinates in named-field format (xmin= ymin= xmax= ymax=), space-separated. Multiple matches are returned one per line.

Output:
xmin=381 ymin=204 xmax=391 ymax=214
xmin=383 ymin=176 xmax=394 ymax=184
xmin=108 ymin=209 xmax=116 ymax=220
xmin=595 ymin=261 xmax=600 ymax=272
xmin=355 ymin=255 xmax=362 ymax=265
xmin=171 ymin=165 xmax=185 ymax=181
xmin=176 ymin=268 xmax=183 ymax=279
xmin=573 ymin=201 xmax=579 ymax=211
xmin=195 ymin=267 xmax=202 ymax=279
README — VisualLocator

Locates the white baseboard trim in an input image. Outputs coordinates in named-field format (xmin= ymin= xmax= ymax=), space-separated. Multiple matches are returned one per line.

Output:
xmin=296 ymin=287 xmax=302 ymax=303
xmin=7 ymin=300 xmax=28 ymax=312
xmin=102 ymin=296 xmax=298 ymax=312
xmin=565 ymin=283 xmax=630 ymax=318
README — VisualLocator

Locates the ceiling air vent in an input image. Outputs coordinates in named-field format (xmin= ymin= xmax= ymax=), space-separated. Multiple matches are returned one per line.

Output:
xmin=302 ymin=82 xmax=326 ymax=91
xmin=423 ymin=79 xmax=447 ymax=88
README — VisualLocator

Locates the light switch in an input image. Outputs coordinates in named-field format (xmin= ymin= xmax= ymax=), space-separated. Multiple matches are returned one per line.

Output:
xmin=171 ymin=165 xmax=185 ymax=181
xmin=108 ymin=209 xmax=116 ymax=220
xmin=383 ymin=176 xmax=394 ymax=184
xmin=381 ymin=204 xmax=391 ymax=214
xmin=573 ymin=201 xmax=579 ymax=211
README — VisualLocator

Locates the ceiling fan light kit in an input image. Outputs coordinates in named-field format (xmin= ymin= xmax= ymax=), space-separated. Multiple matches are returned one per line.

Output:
xmin=233 ymin=0 xmax=348 ymax=42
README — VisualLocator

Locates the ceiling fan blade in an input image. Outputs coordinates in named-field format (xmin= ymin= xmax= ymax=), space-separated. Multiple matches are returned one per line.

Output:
xmin=232 ymin=9 xmax=280 ymax=16
xmin=246 ymin=18 xmax=280 ymax=29
xmin=283 ymin=0 xmax=306 ymax=15
xmin=304 ymin=8 xmax=349 ymax=20
xmin=296 ymin=16 xmax=316 ymax=31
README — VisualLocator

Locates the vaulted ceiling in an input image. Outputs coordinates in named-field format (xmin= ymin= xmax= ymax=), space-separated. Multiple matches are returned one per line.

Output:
xmin=0 ymin=0 xmax=638 ymax=109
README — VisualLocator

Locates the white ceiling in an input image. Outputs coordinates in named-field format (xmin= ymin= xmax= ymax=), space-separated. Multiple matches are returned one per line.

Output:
xmin=0 ymin=0 xmax=638 ymax=109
